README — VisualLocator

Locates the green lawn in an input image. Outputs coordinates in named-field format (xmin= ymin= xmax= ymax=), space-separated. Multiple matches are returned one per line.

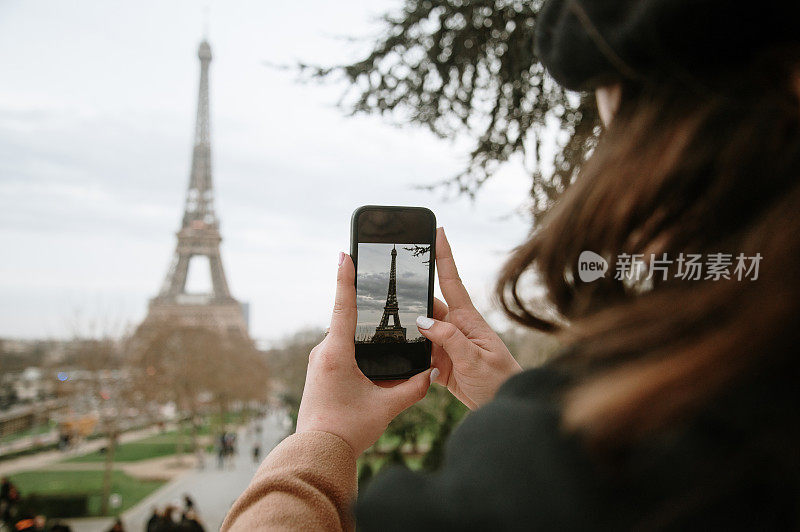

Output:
xmin=9 ymin=469 xmax=164 ymax=516
xmin=64 ymin=412 xmax=250 ymax=463
xmin=66 ymin=431 xmax=194 ymax=463
xmin=0 ymin=424 xmax=53 ymax=445
xmin=136 ymin=430 xmax=197 ymax=444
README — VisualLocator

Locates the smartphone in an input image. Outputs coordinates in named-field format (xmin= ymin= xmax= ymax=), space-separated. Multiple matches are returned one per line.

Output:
xmin=350 ymin=205 xmax=436 ymax=380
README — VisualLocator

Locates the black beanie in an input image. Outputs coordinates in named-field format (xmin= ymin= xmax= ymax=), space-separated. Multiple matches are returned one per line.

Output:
xmin=535 ymin=0 xmax=800 ymax=91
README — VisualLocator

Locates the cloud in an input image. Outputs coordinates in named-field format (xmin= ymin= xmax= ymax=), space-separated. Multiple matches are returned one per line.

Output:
xmin=396 ymin=278 xmax=427 ymax=308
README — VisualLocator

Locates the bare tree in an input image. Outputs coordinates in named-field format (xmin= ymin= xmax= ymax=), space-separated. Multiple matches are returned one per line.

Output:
xmin=128 ymin=322 xmax=270 ymax=461
xmin=265 ymin=329 xmax=325 ymax=428
xmin=52 ymin=335 xmax=131 ymax=516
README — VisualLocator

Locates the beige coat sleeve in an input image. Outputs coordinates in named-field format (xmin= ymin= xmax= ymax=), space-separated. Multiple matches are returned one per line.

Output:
xmin=221 ymin=431 xmax=358 ymax=531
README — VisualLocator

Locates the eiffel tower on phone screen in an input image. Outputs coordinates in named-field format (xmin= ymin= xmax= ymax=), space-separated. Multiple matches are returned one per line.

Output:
xmin=372 ymin=245 xmax=407 ymax=343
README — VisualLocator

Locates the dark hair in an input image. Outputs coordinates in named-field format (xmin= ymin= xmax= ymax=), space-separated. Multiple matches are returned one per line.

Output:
xmin=497 ymin=49 xmax=800 ymax=443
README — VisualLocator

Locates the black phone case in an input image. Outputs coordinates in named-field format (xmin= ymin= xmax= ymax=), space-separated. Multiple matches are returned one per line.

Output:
xmin=350 ymin=205 xmax=436 ymax=380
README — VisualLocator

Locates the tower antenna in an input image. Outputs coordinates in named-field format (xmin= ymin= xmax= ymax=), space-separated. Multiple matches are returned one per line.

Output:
xmin=202 ymin=2 xmax=210 ymax=39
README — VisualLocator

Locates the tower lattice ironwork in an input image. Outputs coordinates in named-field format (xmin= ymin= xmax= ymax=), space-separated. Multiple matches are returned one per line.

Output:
xmin=140 ymin=39 xmax=248 ymax=336
xmin=373 ymin=245 xmax=407 ymax=343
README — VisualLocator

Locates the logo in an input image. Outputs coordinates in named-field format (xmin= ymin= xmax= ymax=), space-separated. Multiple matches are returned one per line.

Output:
xmin=578 ymin=251 xmax=608 ymax=282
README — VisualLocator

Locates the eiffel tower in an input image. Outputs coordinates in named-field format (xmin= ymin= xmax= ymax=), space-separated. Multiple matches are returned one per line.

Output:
xmin=139 ymin=39 xmax=248 ymax=337
xmin=372 ymin=245 xmax=407 ymax=343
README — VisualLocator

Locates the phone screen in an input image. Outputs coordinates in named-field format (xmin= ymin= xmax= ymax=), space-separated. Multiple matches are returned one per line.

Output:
xmin=351 ymin=206 xmax=435 ymax=380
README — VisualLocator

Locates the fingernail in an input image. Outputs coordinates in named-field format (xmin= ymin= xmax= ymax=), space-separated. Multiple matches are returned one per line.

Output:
xmin=338 ymin=252 xmax=345 ymax=267
xmin=429 ymin=367 xmax=440 ymax=385
xmin=416 ymin=316 xmax=435 ymax=329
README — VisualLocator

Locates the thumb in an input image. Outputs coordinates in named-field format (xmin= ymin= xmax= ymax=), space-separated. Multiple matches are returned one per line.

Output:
xmin=328 ymin=252 xmax=357 ymax=342
xmin=386 ymin=368 xmax=434 ymax=414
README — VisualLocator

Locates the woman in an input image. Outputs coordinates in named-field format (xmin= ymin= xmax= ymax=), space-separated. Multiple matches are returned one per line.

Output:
xmin=223 ymin=0 xmax=800 ymax=529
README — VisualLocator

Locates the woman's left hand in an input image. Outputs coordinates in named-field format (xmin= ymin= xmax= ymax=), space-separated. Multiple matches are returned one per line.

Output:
xmin=295 ymin=252 xmax=434 ymax=457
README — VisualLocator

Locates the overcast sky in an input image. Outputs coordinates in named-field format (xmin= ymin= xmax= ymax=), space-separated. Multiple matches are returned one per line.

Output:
xmin=356 ymin=243 xmax=428 ymax=341
xmin=0 ymin=0 xmax=535 ymax=344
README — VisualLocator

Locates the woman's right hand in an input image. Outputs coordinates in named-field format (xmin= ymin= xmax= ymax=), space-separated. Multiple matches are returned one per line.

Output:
xmin=416 ymin=228 xmax=522 ymax=409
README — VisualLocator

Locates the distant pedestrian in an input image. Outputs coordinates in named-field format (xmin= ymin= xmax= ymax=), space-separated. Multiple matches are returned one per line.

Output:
xmin=216 ymin=433 xmax=226 ymax=469
xmin=145 ymin=507 xmax=161 ymax=532
xmin=252 ymin=443 xmax=261 ymax=464
xmin=106 ymin=517 xmax=124 ymax=531
xmin=0 ymin=476 xmax=20 ymax=526
xmin=221 ymin=431 xmax=237 ymax=469
xmin=14 ymin=514 xmax=45 ymax=531
xmin=179 ymin=510 xmax=205 ymax=532
xmin=161 ymin=505 xmax=178 ymax=530
xmin=183 ymin=494 xmax=195 ymax=513
xmin=0 ymin=477 xmax=10 ymax=501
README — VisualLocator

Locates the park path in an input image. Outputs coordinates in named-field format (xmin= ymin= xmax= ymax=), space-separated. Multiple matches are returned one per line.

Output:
xmin=0 ymin=426 xmax=162 ymax=478
xmin=62 ymin=410 xmax=291 ymax=532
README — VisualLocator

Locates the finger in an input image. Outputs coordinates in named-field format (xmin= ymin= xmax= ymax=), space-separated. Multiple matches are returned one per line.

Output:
xmin=417 ymin=316 xmax=481 ymax=364
xmin=436 ymin=227 xmax=474 ymax=310
xmin=433 ymin=297 xmax=448 ymax=321
xmin=384 ymin=368 xmax=433 ymax=413
xmin=429 ymin=345 xmax=477 ymax=409
xmin=430 ymin=344 xmax=452 ymax=383
xmin=328 ymin=253 xmax=357 ymax=341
